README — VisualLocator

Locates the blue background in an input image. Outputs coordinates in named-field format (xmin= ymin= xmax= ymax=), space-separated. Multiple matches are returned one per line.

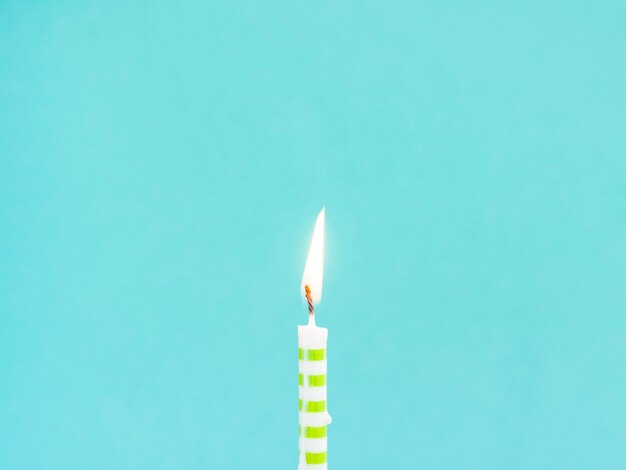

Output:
xmin=1 ymin=1 xmax=625 ymax=469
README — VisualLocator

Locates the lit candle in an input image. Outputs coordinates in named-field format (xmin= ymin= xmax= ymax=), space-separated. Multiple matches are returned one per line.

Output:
xmin=298 ymin=208 xmax=332 ymax=469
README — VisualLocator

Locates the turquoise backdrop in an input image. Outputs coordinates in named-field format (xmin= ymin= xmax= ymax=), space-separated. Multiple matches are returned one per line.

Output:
xmin=1 ymin=1 xmax=625 ymax=469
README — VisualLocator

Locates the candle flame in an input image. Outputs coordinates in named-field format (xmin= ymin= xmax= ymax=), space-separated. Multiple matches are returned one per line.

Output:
xmin=301 ymin=208 xmax=325 ymax=304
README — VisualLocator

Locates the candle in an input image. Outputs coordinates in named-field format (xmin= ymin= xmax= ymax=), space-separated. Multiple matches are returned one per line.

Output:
xmin=298 ymin=208 xmax=332 ymax=469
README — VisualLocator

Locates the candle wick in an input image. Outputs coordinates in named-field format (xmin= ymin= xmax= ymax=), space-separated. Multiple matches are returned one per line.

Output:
xmin=305 ymin=285 xmax=315 ymax=322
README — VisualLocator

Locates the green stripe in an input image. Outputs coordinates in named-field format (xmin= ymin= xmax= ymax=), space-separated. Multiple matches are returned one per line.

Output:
xmin=305 ymin=452 xmax=327 ymax=464
xmin=306 ymin=400 xmax=326 ymax=412
xmin=298 ymin=348 xmax=325 ymax=361
xmin=304 ymin=426 xmax=327 ymax=438
xmin=298 ymin=400 xmax=326 ymax=412
xmin=307 ymin=349 xmax=325 ymax=361
xmin=308 ymin=375 xmax=326 ymax=387
xmin=300 ymin=374 xmax=325 ymax=386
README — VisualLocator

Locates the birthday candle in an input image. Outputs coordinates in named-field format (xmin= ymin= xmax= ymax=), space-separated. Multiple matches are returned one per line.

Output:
xmin=298 ymin=208 xmax=332 ymax=469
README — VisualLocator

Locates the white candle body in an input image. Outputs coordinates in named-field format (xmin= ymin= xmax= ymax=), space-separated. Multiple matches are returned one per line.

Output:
xmin=298 ymin=323 xmax=332 ymax=470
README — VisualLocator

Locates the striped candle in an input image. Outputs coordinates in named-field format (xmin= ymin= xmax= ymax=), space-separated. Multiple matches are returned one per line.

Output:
xmin=298 ymin=322 xmax=332 ymax=469
xmin=299 ymin=208 xmax=330 ymax=469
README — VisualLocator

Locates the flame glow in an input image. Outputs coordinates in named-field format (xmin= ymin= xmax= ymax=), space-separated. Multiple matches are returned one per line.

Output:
xmin=301 ymin=208 xmax=325 ymax=304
